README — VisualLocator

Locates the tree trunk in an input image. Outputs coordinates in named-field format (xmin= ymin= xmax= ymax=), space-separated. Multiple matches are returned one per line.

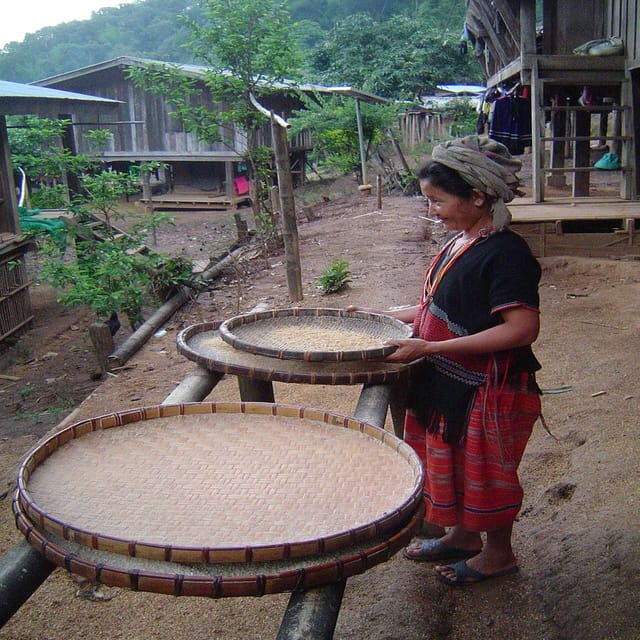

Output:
xmin=271 ymin=116 xmax=303 ymax=302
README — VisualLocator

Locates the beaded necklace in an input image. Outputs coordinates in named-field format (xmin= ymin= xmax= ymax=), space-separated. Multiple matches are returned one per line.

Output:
xmin=422 ymin=227 xmax=493 ymax=305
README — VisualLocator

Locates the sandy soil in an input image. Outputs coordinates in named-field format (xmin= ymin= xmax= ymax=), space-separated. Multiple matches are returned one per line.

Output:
xmin=1 ymin=175 xmax=639 ymax=639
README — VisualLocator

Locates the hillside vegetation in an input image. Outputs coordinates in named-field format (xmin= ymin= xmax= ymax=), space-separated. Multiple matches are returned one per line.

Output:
xmin=0 ymin=0 xmax=481 ymax=95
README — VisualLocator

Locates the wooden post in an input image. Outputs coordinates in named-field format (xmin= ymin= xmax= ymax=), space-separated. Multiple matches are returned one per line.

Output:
xmin=141 ymin=168 xmax=156 ymax=245
xmin=277 ymin=380 xmax=393 ymax=640
xmin=271 ymin=114 xmax=303 ymax=302
xmin=142 ymin=168 xmax=152 ymax=210
xmin=530 ymin=60 xmax=544 ymax=202
xmin=233 ymin=213 xmax=249 ymax=242
xmin=388 ymin=372 xmax=408 ymax=438
xmin=88 ymin=321 xmax=115 ymax=377
xmin=376 ymin=175 xmax=382 ymax=210
xmin=162 ymin=366 xmax=224 ymax=404
xmin=387 ymin=129 xmax=411 ymax=173
xmin=0 ymin=115 xmax=21 ymax=234
xmin=270 ymin=185 xmax=280 ymax=215
xmin=548 ymin=97 xmax=568 ymax=188
xmin=355 ymin=98 xmax=368 ymax=186
xmin=611 ymin=106 xmax=622 ymax=157
xmin=277 ymin=581 xmax=346 ymax=640
xmin=225 ymin=161 xmax=235 ymax=203
xmin=521 ymin=0 xmax=540 ymax=199
xmin=238 ymin=377 xmax=275 ymax=403
xmin=520 ymin=0 xmax=537 ymax=58
xmin=573 ymin=110 xmax=591 ymax=197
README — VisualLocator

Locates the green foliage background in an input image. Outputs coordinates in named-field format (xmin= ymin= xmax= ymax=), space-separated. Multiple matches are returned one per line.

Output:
xmin=0 ymin=0 xmax=481 ymax=95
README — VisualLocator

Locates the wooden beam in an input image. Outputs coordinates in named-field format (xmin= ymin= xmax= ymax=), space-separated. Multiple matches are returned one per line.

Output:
xmin=486 ymin=58 xmax=522 ymax=89
xmin=491 ymin=0 xmax=521 ymax=50
xmin=474 ymin=1 xmax=512 ymax=68
xmin=519 ymin=0 xmax=536 ymax=84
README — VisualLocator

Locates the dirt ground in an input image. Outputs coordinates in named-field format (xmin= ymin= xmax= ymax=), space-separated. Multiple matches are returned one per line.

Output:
xmin=1 ymin=172 xmax=640 ymax=639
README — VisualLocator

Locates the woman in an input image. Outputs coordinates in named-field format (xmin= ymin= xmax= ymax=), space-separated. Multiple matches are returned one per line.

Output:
xmin=360 ymin=135 xmax=542 ymax=586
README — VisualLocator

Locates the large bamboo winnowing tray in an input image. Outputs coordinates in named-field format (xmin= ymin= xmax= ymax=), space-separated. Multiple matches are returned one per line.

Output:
xmin=17 ymin=402 xmax=423 ymax=565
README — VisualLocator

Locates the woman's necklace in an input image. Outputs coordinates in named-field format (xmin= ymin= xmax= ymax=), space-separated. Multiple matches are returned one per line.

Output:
xmin=422 ymin=226 xmax=493 ymax=305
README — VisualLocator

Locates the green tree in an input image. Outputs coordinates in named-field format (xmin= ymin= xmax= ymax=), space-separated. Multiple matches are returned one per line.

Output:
xmin=8 ymin=116 xmax=193 ymax=328
xmin=0 ymin=0 xmax=475 ymax=85
xmin=307 ymin=13 xmax=482 ymax=98
xmin=8 ymin=115 xmax=104 ymax=209
xmin=288 ymin=93 xmax=398 ymax=178
xmin=129 ymin=0 xmax=301 ymax=230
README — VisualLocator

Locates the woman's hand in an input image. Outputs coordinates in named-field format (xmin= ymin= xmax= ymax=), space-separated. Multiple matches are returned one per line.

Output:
xmin=346 ymin=304 xmax=418 ymax=324
xmin=345 ymin=304 xmax=379 ymax=314
xmin=384 ymin=307 xmax=540 ymax=362
xmin=383 ymin=338 xmax=432 ymax=363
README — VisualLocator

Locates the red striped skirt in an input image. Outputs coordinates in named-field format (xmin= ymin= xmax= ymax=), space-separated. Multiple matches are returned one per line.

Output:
xmin=404 ymin=373 xmax=541 ymax=532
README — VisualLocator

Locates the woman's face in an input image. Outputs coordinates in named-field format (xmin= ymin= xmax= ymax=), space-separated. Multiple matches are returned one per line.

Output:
xmin=420 ymin=179 xmax=490 ymax=234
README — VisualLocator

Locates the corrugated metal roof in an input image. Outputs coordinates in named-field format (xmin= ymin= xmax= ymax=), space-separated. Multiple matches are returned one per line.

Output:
xmin=36 ymin=56 xmax=388 ymax=104
xmin=435 ymin=84 xmax=486 ymax=95
xmin=0 ymin=79 xmax=120 ymax=103
xmin=0 ymin=79 xmax=121 ymax=117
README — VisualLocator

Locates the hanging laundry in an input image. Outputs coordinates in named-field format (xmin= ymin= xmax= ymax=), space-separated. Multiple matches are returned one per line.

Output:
xmin=489 ymin=94 xmax=532 ymax=155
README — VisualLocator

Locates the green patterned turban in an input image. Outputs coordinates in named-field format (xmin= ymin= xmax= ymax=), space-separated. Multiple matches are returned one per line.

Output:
xmin=431 ymin=135 xmax=523 ymax=229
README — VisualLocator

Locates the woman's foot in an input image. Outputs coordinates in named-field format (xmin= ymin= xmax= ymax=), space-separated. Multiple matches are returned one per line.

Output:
xmin=404 ymin=526 xmax=482 ymax=562
xmin=403 ymin=538 xmax=480 ymax=562
xmin=435 ymin=538 xmax=517 ymax=586
xmin=435 ymin=558 xmax=518 ymax=587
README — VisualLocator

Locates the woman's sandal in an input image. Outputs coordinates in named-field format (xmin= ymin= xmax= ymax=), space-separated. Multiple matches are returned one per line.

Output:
xmin=402 ymin=538 xmax=480 ymax=563
xmin=435 ymin=560 xmax=519 ymax=586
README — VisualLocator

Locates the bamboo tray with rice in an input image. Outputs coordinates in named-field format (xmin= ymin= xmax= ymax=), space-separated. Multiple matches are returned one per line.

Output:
xmin=15 ymin=402 xmax=424 ymax=597
xmin=218 ymin=308 xmax=413 ymax=362
xmin=177 ymin=321 xmax=412 ymax=385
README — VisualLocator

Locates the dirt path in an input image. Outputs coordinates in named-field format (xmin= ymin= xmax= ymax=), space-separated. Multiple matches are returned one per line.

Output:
xmin=1 ymin=185 xmax=639 ymax=639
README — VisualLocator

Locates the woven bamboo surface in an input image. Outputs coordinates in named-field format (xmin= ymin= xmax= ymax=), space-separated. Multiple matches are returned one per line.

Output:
xmin=13 ymin=496 xmax=424 ymax=597
xmin=17 ymin=403 xmax=423 ymax=564
xmin=218 ymin=308 xmax=413 ymax=362
xmin=178 ymin=323 xmax=411 ymax=385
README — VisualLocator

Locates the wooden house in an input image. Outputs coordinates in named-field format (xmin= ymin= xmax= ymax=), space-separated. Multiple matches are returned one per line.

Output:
xmin=35 ymin=57 xmax=386 ymax=207
xmin=465 ymin=0 xmax=640 ymax=257
xmin=0 ymin=81 xmax=119 ymax=345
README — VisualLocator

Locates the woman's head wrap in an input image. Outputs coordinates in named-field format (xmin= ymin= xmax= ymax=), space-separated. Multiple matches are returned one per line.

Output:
xmin=431 ymin=134 xmax=523 ymax=229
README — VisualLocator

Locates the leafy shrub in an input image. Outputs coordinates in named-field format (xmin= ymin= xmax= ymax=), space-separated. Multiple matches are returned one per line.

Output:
xmin=317 ymin=259 xmax=351 ymax=294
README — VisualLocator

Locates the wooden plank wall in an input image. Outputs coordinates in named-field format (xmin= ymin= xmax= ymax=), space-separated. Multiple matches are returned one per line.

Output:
xmin=542 ymin=0 xmax=606 ymax=54
xmin=607 ymin=0 xmax=640 ymax=65
xmin=64 ymin=70 xmax=313 ymax=157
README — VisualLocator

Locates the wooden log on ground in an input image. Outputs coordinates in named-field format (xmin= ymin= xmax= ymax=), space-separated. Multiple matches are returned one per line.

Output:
xmin=353 ymin=383 xmax=391 ymax=428
xmin=277 ymin=382 xmax=392 ymax=639
xmin=276 ymin=580 xmax=347 ymax=640
xmin=0 ymin=540 xmax=55 ymax=629
xmin=162 ymin=365 xmax=224 ymax=405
